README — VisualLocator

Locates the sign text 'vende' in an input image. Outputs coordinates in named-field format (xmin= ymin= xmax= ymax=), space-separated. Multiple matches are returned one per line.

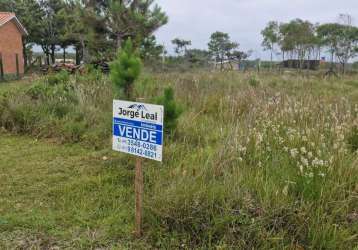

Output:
xmin=113 ymin=100 xmax=164 ymax=162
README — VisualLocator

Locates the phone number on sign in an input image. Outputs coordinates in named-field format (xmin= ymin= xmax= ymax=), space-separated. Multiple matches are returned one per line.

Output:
xmin=127 ymin=139 xmax=158 ymax=159
xmin=127 ymin=139 xmax=158 ymax=151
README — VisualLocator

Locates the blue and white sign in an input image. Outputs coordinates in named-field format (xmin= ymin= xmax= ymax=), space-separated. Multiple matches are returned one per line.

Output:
xmin=113 ymin=100 xmax=164 ymax=162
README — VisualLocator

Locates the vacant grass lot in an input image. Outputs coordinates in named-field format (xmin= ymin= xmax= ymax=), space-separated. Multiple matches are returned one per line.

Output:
xmin=0 ymin=132 xmax=146 ymax=249
xmin=0 ymin=77 xmax=38 ymax=94
xmin=0 ymin=71 xmax=358 ymax=249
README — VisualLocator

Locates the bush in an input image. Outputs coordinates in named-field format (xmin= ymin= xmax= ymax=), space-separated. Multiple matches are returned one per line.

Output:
xmin=248 ymin=75 xmax=260 ymax=87
xmin=1 ymin=100 xmax=41 ymax=133
xmin=110 ymin=39 xmax=141 ymax=99
xmin=26 ymin=84 xmax=49 ymax=100
xmin=47 ymin=70 xmax=70 ymax=86
xmin=155 ymin=87 xmax=183 ymax=135
xmin=0 ymin=72 xmax=112 ymax=147
xmin=62 ymin=120 xmax=87 ymax=143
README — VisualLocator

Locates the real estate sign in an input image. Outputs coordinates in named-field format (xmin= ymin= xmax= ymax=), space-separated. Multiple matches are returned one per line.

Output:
xmin=113 ymin=100 xmax=164 ymax=162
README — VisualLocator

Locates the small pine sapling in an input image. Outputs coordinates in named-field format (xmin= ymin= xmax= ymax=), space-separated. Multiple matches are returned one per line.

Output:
xmin=156 ymin=87 xmax=183 ymax=135
xmin=110 ymin=39 xmax=142 ymax=100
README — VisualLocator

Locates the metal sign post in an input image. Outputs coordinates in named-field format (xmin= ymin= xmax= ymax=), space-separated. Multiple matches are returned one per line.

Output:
xmin=113 ymin=100 xmax=164 ymax=237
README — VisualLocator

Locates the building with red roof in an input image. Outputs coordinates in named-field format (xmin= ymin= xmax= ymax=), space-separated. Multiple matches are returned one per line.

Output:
xmin=0 ymin=12 xmax=28 ymax=78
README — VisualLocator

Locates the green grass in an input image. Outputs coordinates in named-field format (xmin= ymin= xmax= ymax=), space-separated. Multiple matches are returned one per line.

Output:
xmin=0 ymin=77 xmax=37 ymax=94
xmin=0 ymin=132 xmax=147 ymax=249
xmin=0 ymin=71 xmax=358 ymax=249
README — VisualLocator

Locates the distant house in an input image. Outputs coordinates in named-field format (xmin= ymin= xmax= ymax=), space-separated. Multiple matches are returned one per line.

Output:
xmin=0 ymin=12 xmax=28 ymax=77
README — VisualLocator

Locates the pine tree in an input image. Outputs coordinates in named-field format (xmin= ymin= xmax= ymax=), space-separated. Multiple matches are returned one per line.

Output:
xmin=156 ymin=87 xmax=183 ymax=135
xmin=110 ymin=39 xmax=142 ymax=100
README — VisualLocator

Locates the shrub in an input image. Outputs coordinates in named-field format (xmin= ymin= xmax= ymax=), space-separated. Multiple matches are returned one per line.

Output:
xmin=0 ymin=72 xmax=112 ymax=146
xmin=110 ymin=39 xmax=142 ymax=99
xmin=62 ymin=120 xmax=87 ymax=143
xmin=26 ymin=84 xmax=49 ymax=100
xmin=78 ymin=64 xmax=103 ymax=83
xmin=5 ymin=102 xmax=39 ymax=133
xmin=155 ymin=87 xmax=183 ymax=135
xmin=248 ymin=75 xmax=260 ymax=87
xmin=47 ymin=70 xmax=70 ymax=86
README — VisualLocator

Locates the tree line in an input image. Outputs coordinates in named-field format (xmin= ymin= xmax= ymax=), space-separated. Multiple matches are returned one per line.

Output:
xmin=261 ymin=14 xmax=358 ymax=73
xmin=171 ymin=32 xmax=251 ymax=71
xmin=0 ymin=0 xmax=168 ymax=67
xmin=1 ymin=1 xmax=357 ymax=73
xmin=0 ymin=0 xmax=253 ymax=71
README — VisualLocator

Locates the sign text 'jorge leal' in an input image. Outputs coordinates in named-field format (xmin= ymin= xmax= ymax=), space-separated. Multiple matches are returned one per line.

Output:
xmin=113 ymin=100 xmax=164 ymax=161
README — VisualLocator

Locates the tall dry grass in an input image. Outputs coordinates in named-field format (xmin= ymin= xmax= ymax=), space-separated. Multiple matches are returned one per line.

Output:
xmin=0 ymin=70 xmax=357 ymax=248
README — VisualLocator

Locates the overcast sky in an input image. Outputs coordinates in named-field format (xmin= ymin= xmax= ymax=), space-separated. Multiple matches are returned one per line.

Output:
xmin=155 ymin=0 xmax=358 ymax=60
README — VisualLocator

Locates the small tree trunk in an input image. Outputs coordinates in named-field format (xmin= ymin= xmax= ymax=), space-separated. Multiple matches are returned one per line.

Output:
xmin=125 ymin=83 xmax=133 ymax=100
xmin=75 ymin=45 xmax=82 ymax=65
xmin=63 ymin=47 xmax=66 ymax=63
xmin=342 ymin=62 xmax=346 ymax=75
xmin=50 ymin=45 xmax=56 ymax=64
xmin=81 ymin=37 xmax=90 ymax=64
xmin=43 ymin=47 xmax=50 ymax=65
xmin=75 ymin=47 xmax=79 ymax=65
xmin=318 ymin=48 xmax=321 ymax=60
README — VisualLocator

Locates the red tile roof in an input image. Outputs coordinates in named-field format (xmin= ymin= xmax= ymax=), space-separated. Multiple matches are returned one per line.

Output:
xmin=0 ymin=12 xmax=15 ymax=26
xmin=0 ymin=12 xmax=28 ymax=35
